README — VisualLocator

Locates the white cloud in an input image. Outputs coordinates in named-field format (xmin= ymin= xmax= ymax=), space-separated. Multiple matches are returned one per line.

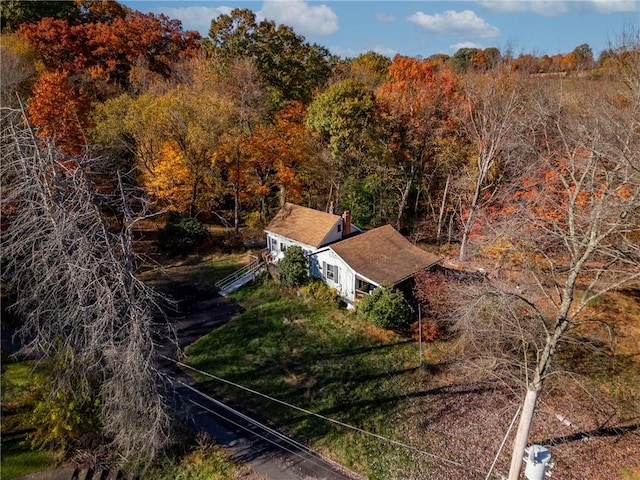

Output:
xmin=476 ymin=1 xmax=570 ymax=16
xmin=376 ymin=12 xmax=396 ymax=23
xmin=365 ymin=41 xmax=397 ymax=57
xmin=476 ymin=0 xmax=639 ymax=16
xmin=584 ymin=0 xmax=640 ymax=13
xmin=155 ymin=6 xmax=232 ymax=35
xmin=407 ymin=10 xmax=500 ymax=39
xmin=259 ymin=0 xmax=338 ymax=37
xmin=450 ymin=41 xmax=483 ymax=53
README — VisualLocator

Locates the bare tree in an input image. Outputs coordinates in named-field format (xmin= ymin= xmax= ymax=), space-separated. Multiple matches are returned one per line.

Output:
xmin=1 ymin=105 xmax=174 ymax=463
xmin=457 ymin=68 xmax=524 ymax=260
xmin=442 ymin=44 xmax=639 ymax=479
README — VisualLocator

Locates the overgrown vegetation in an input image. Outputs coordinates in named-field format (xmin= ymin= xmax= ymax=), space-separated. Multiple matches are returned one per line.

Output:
xmin=186 ymin=279 xmax=428 ymax=479
xmin=183 ymin=277 xmax=640 ymax=480
xmin=357 ymin=287 xmax=412 ymax=328
xmin=1 ymin=359 xmax=56 ymax=480
xmin=158 ymin=214 xmax=210 ymax=255
xmin=277 ymin=246 xmax=309 ymax=287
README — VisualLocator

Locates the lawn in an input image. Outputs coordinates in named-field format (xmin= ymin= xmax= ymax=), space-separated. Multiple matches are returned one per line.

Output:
xmin=184 ymin=279 xmax=440 ymax=479
xmin=1 ymin=360 xmax=56 ymax=480
xmin=184 ymin=277 xmax=640 ymax=480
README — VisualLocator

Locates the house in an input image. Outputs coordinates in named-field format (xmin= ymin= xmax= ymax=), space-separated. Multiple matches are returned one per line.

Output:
xmin=263 ymin=204 xmax=441 ymax=307
xmin=310 ymin=225 xmax=441 ymax=308
xmin=264 ymin=202 xmax=358 ymax=262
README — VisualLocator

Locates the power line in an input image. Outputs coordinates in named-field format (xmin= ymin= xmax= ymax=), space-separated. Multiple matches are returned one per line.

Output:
xmin=164 ymin=355 xmax=483 ymax=476
xmin=174 ymin=378 xmax=355 ymax=480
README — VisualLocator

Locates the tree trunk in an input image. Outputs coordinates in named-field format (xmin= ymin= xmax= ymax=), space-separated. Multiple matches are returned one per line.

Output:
xmin=437 ymin=174 xmax=451 ymax=244
xmin=395 ymin=163 xmax=416 ymax=231
xmin=508 ymin=387 xmax=540 ymax=480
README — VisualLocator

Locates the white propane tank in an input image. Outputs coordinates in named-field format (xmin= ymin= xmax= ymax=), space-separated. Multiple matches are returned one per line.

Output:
xmin=524 ymin=445 xmax=553 ymax=480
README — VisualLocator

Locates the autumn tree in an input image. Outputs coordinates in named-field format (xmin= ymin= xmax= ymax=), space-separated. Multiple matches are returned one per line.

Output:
xmin=205 ymin=8 xmax=331 ymax=106
xmin=0 ymin=34 xmax=38 ymax=107
xmin=432 ymin=43 xmax=640 ymax=479
xmin=244 ymin=101 xmax=313 ymax=219
xmin=1 ymin=105 xmax=173 ymax=463
xmin=457 ymin=68 xmax=525 ymax=260
xmin=505 ymin=55 xmax=639 ymax=477
xmin=376 ymin=55 xmax=463 ymax=230
xmin=18 ymin=11 xmax=200 ymax=91
xmin=213 ymin=59 xmax=270 ymax=231
xmin=27 ymin=70 xmax=93 ymax=155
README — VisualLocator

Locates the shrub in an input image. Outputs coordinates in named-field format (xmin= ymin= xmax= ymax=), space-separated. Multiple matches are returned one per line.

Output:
xmin=299 ymin=280 xmax=339 ymax=304
xmin=278 ymin=246 xmax=309 ymax=287
xmin=158 ymin=214 xmax=209 ymax=254
xmin=357 ymin=287 xmax=411 ymax=329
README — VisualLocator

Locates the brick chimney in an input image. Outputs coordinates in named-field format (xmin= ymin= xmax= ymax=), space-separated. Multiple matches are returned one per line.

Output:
xmin=342 ymin=210 xmax=351 ymax=236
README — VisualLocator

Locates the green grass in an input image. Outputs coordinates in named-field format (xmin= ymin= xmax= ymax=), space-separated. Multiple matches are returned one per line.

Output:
xmin=1 ymin=360 xmax=56 ymax=480
xmin=145 ymin=441 xmax=255 ymax=480
xmin=185 ymin=279 xmax=431 ymax=479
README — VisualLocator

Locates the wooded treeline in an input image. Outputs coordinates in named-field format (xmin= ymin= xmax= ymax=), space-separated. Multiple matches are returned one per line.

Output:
xmin=3 ymin=1 xmax=637 ymax=254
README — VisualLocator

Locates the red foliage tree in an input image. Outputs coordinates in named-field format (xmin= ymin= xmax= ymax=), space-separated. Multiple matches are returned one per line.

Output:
xmin=27 ymin=70 xmax=92 ymax=155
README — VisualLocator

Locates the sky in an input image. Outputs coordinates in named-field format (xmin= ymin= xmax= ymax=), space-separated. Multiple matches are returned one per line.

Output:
xmin=122 ymin=1 xmax=640 ymax=59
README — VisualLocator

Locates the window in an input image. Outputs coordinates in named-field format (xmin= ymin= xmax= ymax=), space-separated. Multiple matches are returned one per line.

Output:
xmin=323 ymin=262 xmax=338 ymax=282
xmin=355 ymin=278 xmax=371 ymax=292
xmin=280 ymin=242 xmax=287 ymax=252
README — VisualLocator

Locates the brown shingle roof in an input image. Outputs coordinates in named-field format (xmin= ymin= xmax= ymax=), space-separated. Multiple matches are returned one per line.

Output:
xmin=330 ymin=225 xmax=441 ymax=286
xmin=265 ymin=203 xmax=340 ymax=248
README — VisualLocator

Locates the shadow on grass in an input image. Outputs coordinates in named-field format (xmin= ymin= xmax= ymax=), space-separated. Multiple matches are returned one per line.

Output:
xmin=536 ymin=423 xmax=640 ymax=446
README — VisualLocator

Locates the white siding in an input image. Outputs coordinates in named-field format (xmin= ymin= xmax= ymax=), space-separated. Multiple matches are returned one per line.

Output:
xmin=317 ymin=219 xmax=344 ymax=247
xmin=311 ymin=249 xmax=356 ymax=306
xmin=265 ymin=232 xmax=315 ymax=263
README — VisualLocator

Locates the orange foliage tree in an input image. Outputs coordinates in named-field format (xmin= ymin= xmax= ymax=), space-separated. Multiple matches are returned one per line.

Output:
xmin=376 ymin=55 xmax=463 ymax=230
xmin=244 ymin=101 xmax=313 ymax=219
xmin=27 ymin=70 xmax=92 ymax=155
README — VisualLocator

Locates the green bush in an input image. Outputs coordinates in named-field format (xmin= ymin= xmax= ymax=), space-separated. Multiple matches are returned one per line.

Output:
xmin=278 ymin=246 xmax=309 ymax=287
xmin=158 ymin=214 xmax=209 ymax=254
xmin=357 ymin=287 xmax=411 ymax=328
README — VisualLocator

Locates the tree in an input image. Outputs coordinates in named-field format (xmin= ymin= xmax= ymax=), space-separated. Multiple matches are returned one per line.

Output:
xmin=504 ymin=66 xmax=639 ymax=479
xmin=205 ymin=8 xmax=331 ymax=106
xmin=306 ymin=79 xmax=378 ymax=212
xmin=0 ymin=34 xmax=38 ymax=107
xmin=278 ymin=246 xmax=309 ymax=287
xmin=0 ymin=0 xmax=78 ymax=32
xmin=244 ymin=101 xmax=313 ymax=218
xmin=1 ymin=105 xmax=173 ymax=462
xmin=27 ymin=70 xmax=93 ymax=155
xmin=357 ymin=287 xmax=412 ymax=329
xmin=435 ymin=51 xmax=640 ymax=478
xmin=376 ymin=55 xmax=463 ymax=230
xmin=457 ymin=68 xmax=524 ymax=260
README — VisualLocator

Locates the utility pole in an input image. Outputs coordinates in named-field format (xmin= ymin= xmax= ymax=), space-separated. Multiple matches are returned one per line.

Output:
xmin=523 ymin=445 xmax=553 ymax=480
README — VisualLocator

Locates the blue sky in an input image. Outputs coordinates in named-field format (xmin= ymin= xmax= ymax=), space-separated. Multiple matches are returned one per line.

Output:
xmin=122 ymin=1 xmax=640 ymax=59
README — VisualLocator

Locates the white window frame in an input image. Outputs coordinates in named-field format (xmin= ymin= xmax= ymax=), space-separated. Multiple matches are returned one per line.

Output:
xmin=323 ymin=262 xmax=338 ymax=282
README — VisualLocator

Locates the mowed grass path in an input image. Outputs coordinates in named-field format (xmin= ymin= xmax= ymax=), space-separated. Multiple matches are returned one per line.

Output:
xmin=184 ymin=279 xmax=433 ymax=479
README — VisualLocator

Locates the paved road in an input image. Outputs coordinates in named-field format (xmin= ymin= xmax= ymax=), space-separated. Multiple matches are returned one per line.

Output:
xmin=157 ymin=287 xmax=360 ymax=480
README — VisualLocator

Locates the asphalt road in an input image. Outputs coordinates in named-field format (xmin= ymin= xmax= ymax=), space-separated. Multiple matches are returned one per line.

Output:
xmin=157 ymin=286 xmax=360 ymax=480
